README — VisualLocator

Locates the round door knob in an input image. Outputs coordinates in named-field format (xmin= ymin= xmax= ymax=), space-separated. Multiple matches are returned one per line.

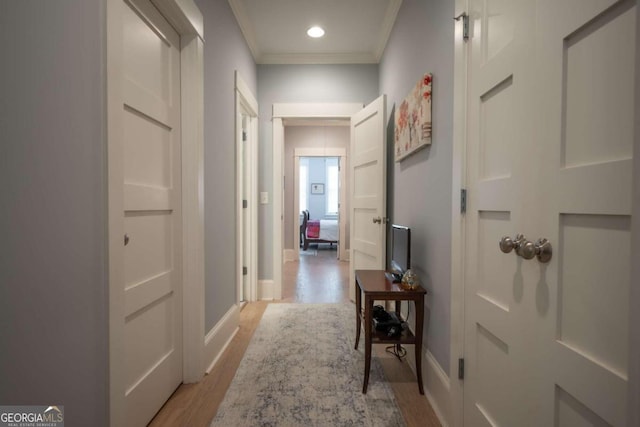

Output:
xmin=499 ymin=236 xmax=515 ymax=253
xmin=372 ymin=217 xmax=382 ymax=224
xmin=534 ymin=238 xmax=552 ymax=263
xmin=499 ymin=234 xmax=525 ymax=254
xmin=517 ymin=239 xmax=536 ymax=260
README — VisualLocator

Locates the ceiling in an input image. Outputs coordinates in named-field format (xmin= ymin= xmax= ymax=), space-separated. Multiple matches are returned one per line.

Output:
xmin=228 ymin=0 xmax=403 ymax=64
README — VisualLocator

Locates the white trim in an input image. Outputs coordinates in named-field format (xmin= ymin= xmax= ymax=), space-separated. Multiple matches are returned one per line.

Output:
xmin=259 ymin=52 xmax=378 ymax=65
xmin=227 ymin=0 xmax=260 ymax=60
xmin=272 ymin=103 xmax=363 ymax=302
xmin=108 ymin=0 xmax=204 ymax=424
xmin=273 ymin=103 xmax=363 ymax=119
xmin=180 ymin=32 xmax=206 ymax=384
xmin=204 ymin=304 xmax=240 ymax=374
xmin=424 ymin=351 xmax=452 ymax=427
xmin=374 ymin=0 xmax=403 ymax=61
xmin=235 ymin=71 xmax=259 ymax=303
xmin=258 ymin=280 xmax=275 ymax=301
xmin=153 ymin=0 xmax=203 ymax=40
xmin=450 ymin=1 xmax=468 ymax=426
xmin=272 ymin=119 xmax=284 ymax=301
xmin=403 ymin=347 xmax=451 ymax=427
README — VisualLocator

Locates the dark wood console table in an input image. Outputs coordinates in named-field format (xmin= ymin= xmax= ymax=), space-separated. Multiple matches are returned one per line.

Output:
xmin=354 ymin=269 xmax=426 ymax=394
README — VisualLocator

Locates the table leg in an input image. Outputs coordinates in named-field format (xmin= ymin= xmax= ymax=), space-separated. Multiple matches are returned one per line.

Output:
xmin=363 ymin=295 xmax=372 ymax=394
xmin=354 ymin=282 xmax=361 ymax=350
xmin=415 ymin=298 xmax=425 ymax=395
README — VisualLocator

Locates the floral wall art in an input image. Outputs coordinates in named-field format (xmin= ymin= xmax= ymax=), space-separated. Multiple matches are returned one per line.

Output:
xmin=394 ymin=73 xmax=432 ymax=161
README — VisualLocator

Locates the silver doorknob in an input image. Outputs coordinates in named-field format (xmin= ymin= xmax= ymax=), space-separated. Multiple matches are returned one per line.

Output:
xmin=499 ymin=234 xmax=525 ymax=254
xmin=515 ymin=238 xmax=553 ymax=263
xmin=533 ymin=238 xmax=552 ymax=263
xmin=372 ymin=217 xmax=382 ymax=224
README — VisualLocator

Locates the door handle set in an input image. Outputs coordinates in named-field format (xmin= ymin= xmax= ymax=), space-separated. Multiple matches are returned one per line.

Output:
xmin=499 ymin=234 xmax=552 ymax=263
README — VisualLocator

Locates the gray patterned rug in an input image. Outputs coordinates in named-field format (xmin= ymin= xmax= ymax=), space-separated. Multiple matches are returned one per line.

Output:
xmin=211 ymin=303 xmax=406 ymax=427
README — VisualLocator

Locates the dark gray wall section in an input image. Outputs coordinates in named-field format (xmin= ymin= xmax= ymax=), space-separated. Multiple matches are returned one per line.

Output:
xmin=0 ymin=1 xmax=108 ymax=425
xmin=195 ymin=0 xmax=257 ymax=332
xmin=257 ymin=64 xmax=378 ymax=279
xmin=379 ymin=0 xmax=455 ymax=373
xmin=630 ymin=2 xmax=640 ymax=424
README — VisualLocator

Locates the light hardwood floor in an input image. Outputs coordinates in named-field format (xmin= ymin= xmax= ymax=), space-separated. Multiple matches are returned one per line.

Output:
xmin=150 ymin=246 xmax=441 ymax=426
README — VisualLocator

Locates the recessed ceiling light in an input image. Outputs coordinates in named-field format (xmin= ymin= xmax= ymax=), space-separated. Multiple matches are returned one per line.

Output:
xmin=307 ymin=26 xmax=325 ymax=38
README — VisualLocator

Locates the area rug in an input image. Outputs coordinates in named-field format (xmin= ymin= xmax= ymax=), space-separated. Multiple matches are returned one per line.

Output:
xmin=211 ymin=303 xmax=406 ymax=427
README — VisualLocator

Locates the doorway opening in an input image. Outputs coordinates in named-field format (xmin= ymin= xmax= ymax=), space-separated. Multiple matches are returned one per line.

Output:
xmin=282 ymin=125 xmax=349 ymax=303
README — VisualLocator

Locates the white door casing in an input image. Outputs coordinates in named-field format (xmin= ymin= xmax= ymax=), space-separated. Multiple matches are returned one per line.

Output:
xmin=107 ymin=0 xmax=204 ymax=425
xmin=349 ymin=95 xmax=387 ymax=301
xmin=235 ymin=71 xmax=258 ymax=303
xmin=462 ymin=0 xmax=635 ymax=426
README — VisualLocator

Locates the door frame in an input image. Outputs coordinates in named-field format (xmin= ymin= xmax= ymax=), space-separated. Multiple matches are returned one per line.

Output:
xmin=271 ymin=103 xmax=362 ymax=300
xmin=107 ymin=0 xmax=204 ymax=425
xmin=293 ymin=147 xmax=347 ymax=261
xmin=235 ymin=71 xmax=258 ymax=303
xmin=450 ymin=0 xmax=468 ymax=426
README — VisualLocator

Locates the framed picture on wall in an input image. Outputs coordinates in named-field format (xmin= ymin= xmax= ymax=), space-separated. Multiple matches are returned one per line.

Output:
xmin=395 ymin=73 xmax=433 ymax=161
xmin=310 ymin=183 xmax=324 ymax=194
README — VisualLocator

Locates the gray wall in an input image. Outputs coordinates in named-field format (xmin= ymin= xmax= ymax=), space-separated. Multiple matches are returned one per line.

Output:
xmin=379 ymin=0 xmax=455 ymax=374
xmin=257 ymin=64 xmax=379 ymax=278
xmin=0 ymin=1 xmax=108 ymax=425
xmin=630 ymin=2 xmax=640 ymax=424
xmin=283 ymin=126 xmax=350 ymax=250
xmin=307 ymin=158 xmax=329 ymax=220
xmin=195 ymin=0 xmax=257 ymax=332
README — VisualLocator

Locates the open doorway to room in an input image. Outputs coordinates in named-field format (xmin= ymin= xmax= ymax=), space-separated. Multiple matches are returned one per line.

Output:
xmin=281 ymin=125 xmax=350 ymax=303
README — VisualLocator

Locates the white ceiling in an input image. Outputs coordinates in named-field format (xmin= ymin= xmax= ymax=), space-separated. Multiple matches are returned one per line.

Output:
xmin=228 ymin=0 xmax=403 ymax=64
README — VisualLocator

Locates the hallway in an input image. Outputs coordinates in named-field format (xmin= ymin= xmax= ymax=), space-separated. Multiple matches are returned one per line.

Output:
xmin=282 ymin=246 xmax=350 ymax=303
xmin=150 ymin=250 xmax=441 ymax=426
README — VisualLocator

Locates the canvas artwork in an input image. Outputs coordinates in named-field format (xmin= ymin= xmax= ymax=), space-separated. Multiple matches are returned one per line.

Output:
xmin=395 ymin=73 xmax=433 ymax=162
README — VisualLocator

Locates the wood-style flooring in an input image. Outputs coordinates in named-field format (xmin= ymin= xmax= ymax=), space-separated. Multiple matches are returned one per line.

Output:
xmin=150 ymin=245 xmax=441 ymax=426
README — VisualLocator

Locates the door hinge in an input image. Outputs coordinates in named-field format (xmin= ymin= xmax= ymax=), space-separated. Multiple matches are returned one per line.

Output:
xmin=454 ymin=12 xmax=469 ymax=42
xmin=242 ymin=130 xmax=247 ymax=141
xmin=460 ymin=188 xmax=467 ymax=214
xmin=243 ymin=199 xmax=248 ymax=209
xmin=243 ymin=266 xmax=248 ymax=276
xmin=458 ymin=358 xmax=465 ymax=380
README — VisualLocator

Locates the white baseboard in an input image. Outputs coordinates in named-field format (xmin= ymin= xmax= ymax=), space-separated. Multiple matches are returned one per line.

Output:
xmin=204 ymin=304 xmax=240 ymax=374
xmin=340 ymin=248 xmax=350 ymax=262
xmin=283 ymin=249 xmax=297 ymax=262
xmin=258 ymin=279 xmax=274 ymax=300
xmin=405 ymin=347 xmax=453 ymax=427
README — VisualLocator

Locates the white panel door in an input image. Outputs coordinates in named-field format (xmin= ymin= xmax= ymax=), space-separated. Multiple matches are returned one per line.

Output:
xmin=464 ymin=0 xmax=635 ymax=426
xmin=349 ymin=95 xmax=387 ymax=300
xmin=537 ymin=1 xmax=635 ymax=425
xmin=463 ymin=0 xmax=536 ymax=424
xmin=121 ymin=1 xmax=182 ymax=426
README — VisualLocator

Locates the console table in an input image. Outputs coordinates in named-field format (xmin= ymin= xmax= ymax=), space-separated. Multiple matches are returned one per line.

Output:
xmin=354 ymin=269 xmax=426 ymax=394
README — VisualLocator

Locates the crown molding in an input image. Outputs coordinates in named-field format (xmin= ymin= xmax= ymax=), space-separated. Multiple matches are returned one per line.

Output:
xmin=258 ymin=52 xmax=378 ymax=65
xmin=228 ymin=0 xmax=260 ymax=61
xmin=374 ymin=0 xmax=402 ymax=61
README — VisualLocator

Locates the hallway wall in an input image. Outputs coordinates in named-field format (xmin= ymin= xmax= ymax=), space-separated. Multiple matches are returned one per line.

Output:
xmin=0 ymin=1 xmax=108 ymax=425
xmin=257 ymin=64 xmax=378 ymax=279
xmin=195 ymin=0 xmax=257 ymax=331
xmin=379 ymin=0 xmax=455 ymax=376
